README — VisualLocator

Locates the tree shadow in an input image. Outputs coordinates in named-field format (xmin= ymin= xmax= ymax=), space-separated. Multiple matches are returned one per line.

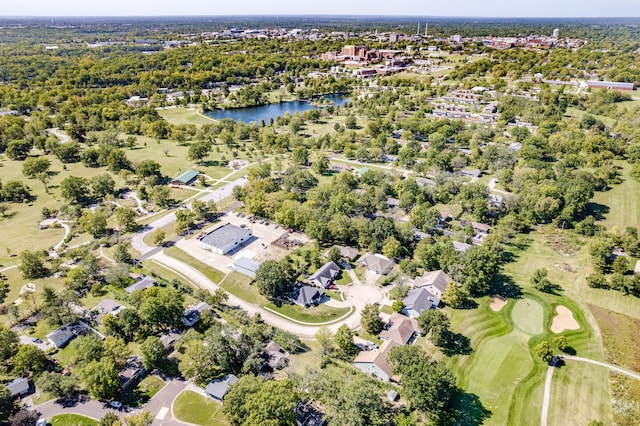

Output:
xmin=459 ymin=299 xmax=479 ymax=310
xmin=585 ymin=202 xmax=610 ymax=221
xmin=443 ymin=390 xmax=492 ymax=426
xmin=442 ymin=332 xmax=473 ymax=356
xmin=490 ymin=273 xmax=523 ymax=299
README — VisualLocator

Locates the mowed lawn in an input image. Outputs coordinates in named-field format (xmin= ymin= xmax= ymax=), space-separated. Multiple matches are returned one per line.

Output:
xmin=172 ymin=390 xmax=228 ymax=426
xmin=50 ymin=414 xmax=98 ymax=426
xmin=592 ymin=162 xmax=640 ymax=231
xmin=158 ymin=107 xmax=218 ymax=127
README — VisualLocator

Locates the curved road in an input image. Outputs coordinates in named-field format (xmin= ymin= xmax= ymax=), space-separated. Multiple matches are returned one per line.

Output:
xmin=541 ymin=356 xmax=640 ymax=426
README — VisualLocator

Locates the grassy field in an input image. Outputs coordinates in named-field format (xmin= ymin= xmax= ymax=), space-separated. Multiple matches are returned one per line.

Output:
xmin=565 ymin=107 xmax=617 ymax=128
xmin=50 ymin=414 xmax=98 ymax=426
xmin=591 ymin=162 xmax=640 ymax=231
xmin=121 ymin=375 xmax=165 ymax=407
xmin=172 ymin=390 xmax=228 ymax=426
xmin=158 ymin=107 xmax=217 ymax=127
xmin=164 ymin=246 xmax=225 ymax=283
xmin=265 ymin=302 xmax=352 ymax=324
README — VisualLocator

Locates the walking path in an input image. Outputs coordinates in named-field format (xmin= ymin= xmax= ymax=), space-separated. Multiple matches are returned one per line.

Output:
xmin=541 ymin=356 xmax=640 ymax=426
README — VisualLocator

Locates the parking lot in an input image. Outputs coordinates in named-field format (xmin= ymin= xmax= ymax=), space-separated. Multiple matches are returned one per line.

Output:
xmin=175 ymin=212 xmax=310 ymax=274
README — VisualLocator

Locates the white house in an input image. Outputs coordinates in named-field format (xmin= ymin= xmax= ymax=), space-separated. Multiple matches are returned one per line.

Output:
xmin=198 ymin=223 xmax=252 ymax=255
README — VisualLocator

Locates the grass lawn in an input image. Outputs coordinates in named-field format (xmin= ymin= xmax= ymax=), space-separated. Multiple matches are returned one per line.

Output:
xmin=218 ymin=271 xmax=263 ymax=305
xmin=510 ymin=298 xmax=544 ymax=335
xmin=591 ymin=162 xmax=640 ymax=231
xmin=334 ymin=270 xmax=353 ymax=286
xmin=565 ymin=107 xmax=617 ymax=128
xmin=164 ymin=246 xmax=225 ymax=283
xmin=172 ymin=390 xmax=228 ymax=426
xmin=380 ymin=304 xmax=394 ymax=315
xmin=121 ymin=375 xmax=165 ymax=407
xmin=50 ymin=414 xmax=98 ymax=426
xmin=142 ymin=222 xmax=177 ymax=247
xmin=158 ymin=107 xmax=217 ymax=127
xmin=265 ymin=302 xmax=352 ymax=324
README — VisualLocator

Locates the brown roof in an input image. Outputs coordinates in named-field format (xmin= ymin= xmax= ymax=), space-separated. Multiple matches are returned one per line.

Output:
xmin=354 ymin=340 xmax=398 ymax=379
xmin=379 ymin=313 xmax=421 ymax=345
xmin=414 ymin=270 xmax=452 ymax=294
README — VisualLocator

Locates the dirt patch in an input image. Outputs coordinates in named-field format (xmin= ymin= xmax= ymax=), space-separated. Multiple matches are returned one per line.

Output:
xmin=554 ymin=263 xmax=576 ymax=273
xmin=550 ymin=305 xmax=580 ymax=333
xmin=542 ymin=230 xmax=581 ymax=256
xmin=490 ymin=296 xmax=507 ymax=312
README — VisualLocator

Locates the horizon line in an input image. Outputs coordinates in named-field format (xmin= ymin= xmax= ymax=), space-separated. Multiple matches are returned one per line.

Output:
xmin=1 ymin=14 xmax=639 ymax=19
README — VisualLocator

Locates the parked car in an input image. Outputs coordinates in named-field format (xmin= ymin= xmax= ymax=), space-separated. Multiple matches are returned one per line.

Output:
xmin=109 ymin=400 xmax=123 ymax=409
xmin=36 ymin=419 xmax=46 ymax=426
xmin=32 ymin=338 xmax=43 ymax=344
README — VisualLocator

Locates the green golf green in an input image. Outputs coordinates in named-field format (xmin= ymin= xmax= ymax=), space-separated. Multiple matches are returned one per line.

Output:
xmin=511 ymin=298 xmax=545 ymax=335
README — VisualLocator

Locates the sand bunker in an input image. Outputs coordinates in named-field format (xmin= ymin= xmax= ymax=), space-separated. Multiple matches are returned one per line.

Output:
xmin=550 ymin=305 xmax=580 ymax=333
xmin=19 ymin=283 xmax=36 ymax=295
xmin=490 ymin=296 xmax=507 ymax=312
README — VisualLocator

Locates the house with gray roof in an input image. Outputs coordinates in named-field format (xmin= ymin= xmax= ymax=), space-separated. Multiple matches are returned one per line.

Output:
xmin=125 ymin=276 xmax=156 ymax=293
xmin=205 ymin=374 xmax=238 ymax=401
xmin=160 ymin=331 xmax=182 ymax=351
xmin=309 ymin=261 xmax=340 ymax=288
xmin=402 ymin=288 xmax=440 ymax=318
xmin=264 ymin=341 xmax=289 ymax=370
xmin=337 ymin=246 xmax=359 ymax=261
xmin=232 ymin=257 xmax=261 ymax=278
xmin=119 ymin=356 xmax=145 ymax=389
xmin=453 ymin=241 xmax=472 ymax=253
xmin=5 ymin=377 xmax=30 ymax=398
xmin=94 ymin=299 xmax=124 ymax=325
xmin=357 ymin=253 xmax=395 ymax=275
xmin=198 ymin=223 xmax=252 ymax=255
xmin=289 ymin=286 xmax=325 ymax=308
xmin=414 ymin=270 xmax=452 ymax=298
xmin=183 ymin=302 xmax=213 ymax=327
xmin=46 ymin=324 xmax=76 ymax=349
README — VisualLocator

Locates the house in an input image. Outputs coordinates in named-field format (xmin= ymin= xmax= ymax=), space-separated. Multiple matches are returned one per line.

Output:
xmin=460 ymin=168 xmax=482 ymax=178
xmin=387 ymin=197 xmax=400 ymax=209
xmin=119 ymin=356 xmax=145 ymax=389
xmin=453 ymin=241 xmax=472 ymax=253
xmin=289 ymin=286 xmax=325 ymax=308
xmin=357 ymin=253 xmax=395 ymax=275
xmin=471 ymin=222 xmax=491 ymax=235
xmin=332 ymin=245 xmax=358 ymax=261
xmin=264 ymin=341 xmax=289 ymax=370
xmin=508 ymin=142 xmax=522 ymax=153
xmin=402 ymin=288 xmax=440 ymax=317
xmin=354 ymin=340 xmax=399 ymax=382
xmin=160 ymin=331 xmax=182 ymax=351
xmin=331 ymin=162 xmax=351 ymax=172
xmin=387 ymin=390 xmax=399 ymax=402
xmin=294 ymin=402 xmax=324 ymax=426
xmin=95 ymin=299 xmax=124 ymax=325
xmin=125 ymin=276 xmax=156 ymax=294
xmin=413 ymin=270 xmax=452 ymax=298
xmin=380 ymin=312 xmax=421 ymax=345
xmin=309 ymin=261 xmax=340 ymax=288
xmin=414 ymin=230 xmax=431 ymax=242
xmin=198 ymin=223 xmax=252 ymax=255
xmin=170 ymin=169 xmax=200 ymax=186
xmin=46 ymin=324 xmax=76 ymax=349
xmin=232 ymin=257 xmax=261 ymax=278
xmin=205 ymin=374 xmax=238 ymax=401
xmin=183 ymin=302 xmax=213 ymax=327
xmin=5 ymin=378 xmax=30 ymax=398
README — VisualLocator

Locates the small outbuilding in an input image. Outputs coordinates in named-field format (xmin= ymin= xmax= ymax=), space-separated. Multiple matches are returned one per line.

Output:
xmin=205 ymin=374 xmax=238 ymax=401
xmin=171 ymin=169 xmax=200 ymax=186
xmin=125 ymin=276 xmax=157 ymax=294
xmin=232 ymin=257 xmax=261 ymax=278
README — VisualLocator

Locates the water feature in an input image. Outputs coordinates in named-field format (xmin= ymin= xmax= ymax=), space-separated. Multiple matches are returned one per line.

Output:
xmin=204 ymin=93 xmax=351 ymax=123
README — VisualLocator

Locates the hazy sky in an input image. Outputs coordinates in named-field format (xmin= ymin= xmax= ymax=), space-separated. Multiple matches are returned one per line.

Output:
xmin=2 ymin=0 xmax=639 ymax=18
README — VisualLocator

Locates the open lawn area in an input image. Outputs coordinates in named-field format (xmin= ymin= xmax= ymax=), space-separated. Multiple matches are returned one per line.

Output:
xmin=265 ymin=302 xmax=352 ymax=324
xmin=173 ymin=390 xmax=228 ymax=426
xmin=157 ymin=107 xmax=217 ymax=127
xmin=591 ymin=162 xmax=640 ymax=231
xmin=164 ymin=246 xmax=225 ymax=283
xmin=565 ymin=107 xmax=617 ymax=128
xmin=121 ymin=375 xmax=165 ymax=407
xmin=50 ymin=414 xmax=98 ymax=426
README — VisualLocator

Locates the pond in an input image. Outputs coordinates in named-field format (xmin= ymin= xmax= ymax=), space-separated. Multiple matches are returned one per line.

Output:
xmin=204 ymin=93 xmax=351 ymax=123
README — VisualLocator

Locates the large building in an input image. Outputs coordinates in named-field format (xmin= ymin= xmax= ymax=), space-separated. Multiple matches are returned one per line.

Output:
xmin=198 ymin=223 xmax=252 ymax=255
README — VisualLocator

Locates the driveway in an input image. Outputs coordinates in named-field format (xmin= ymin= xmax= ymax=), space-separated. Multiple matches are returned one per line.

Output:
xmin=19 ymin=334 xmax=52 ymax=352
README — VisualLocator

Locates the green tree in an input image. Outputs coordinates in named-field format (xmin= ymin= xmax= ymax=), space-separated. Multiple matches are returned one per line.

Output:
xmin=6 ymin=140 xmax=33 ymax=160
xmin=188 ymin=141 xmax=212 ymax=163
xmin=106 ymin=149 xmax=131 ymax=172
xmin=392 ymin=300 xmax=405 ymax=313
xmin=139 ymin=287 xmax=184 ymax=332
xmin=36 ymin=371 xmax=78 ymax=398
xmin=312 ymin=152 xmax=330 ymax=175
xmin=123 ymin=410 xmax=154 ymax=426
xmin=9 ymin=409 xmax=39 ymax=426
xmin=328 ymin=376 xmax=391 ymax=426
xmin=254 ymin=260 xmax=296 ymax=300
xmin=417 ymin=310 xmax=451 ymax=347
xmin=553 ymin=336 xmax=569 ymax=352
xmin=223 ymin=375 xmax=265 ymax=426
xmin=152 ymin=229 xmax=166 ymax=246
xmin=327 ymin=246 xmax=341 ymax=264
xmin=292 ymin=146 xmax=309 ymax=165
xmin=0 ymin=385 xmax=14 ymax=423
xmin=334 ymin=324 xmax=357 ymax=359
xmin=90 ymin=173 xmax=116 ymax=200
xmin=140 ymin=336 xmax=168 ymax=371
xmin=18 ymin=250 xmax=48 ymax=280
xmin=99 ymin=413 xmax=121 ymax=426
xmin=0 ymin=325 xmax=19 ymax=373
xmin=12 ymin=345 xmax=48 ymax=376
xmin=315 ymin=326 xmax=334 ymax=356
xmin=115 ymin=208 xmax=138 ymax=233
xmin=21 ymin=157 xmax=50 ymax=179
xmin=441 ymin=283 xmax=467 ymax=308
xmin=82 ymin=359 xmax=120 ymax=400
xmin=79 ymin=211 xmax=109 ymax=237
xmin=534 ymin=341 xmax=554 ymax=363
xmin=345 ymin=115 xmax=357 ymax=129
xmin=244 ymin=379 xmax=300 ymax=426
xmin=530 ymin=268 xmax=559 ymax=293
xmin=360 ymin=303 xmax=384 ymax=335
xmin=60 ymin=176 xmax=90 ymax=204
xmin=612 ymin=256 xmax=629 ymax=274
xmin=136 ymin=160 xmax=162 ymax=179
xmin=113 ymin=243 xmax=133 ymax=264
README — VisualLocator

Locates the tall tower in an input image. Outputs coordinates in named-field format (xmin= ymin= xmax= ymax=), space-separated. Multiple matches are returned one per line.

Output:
xmin=417 ymin=22 xmax=420 ymax=36
xmin=425 ymin=23 xmax=428 ymax=37
xmin=553 ymin=28 xmax=559 ymax=38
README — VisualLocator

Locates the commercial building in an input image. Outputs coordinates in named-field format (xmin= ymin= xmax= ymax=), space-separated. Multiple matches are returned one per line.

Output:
xmin=198 ymin=223 xmax=252 ymax=255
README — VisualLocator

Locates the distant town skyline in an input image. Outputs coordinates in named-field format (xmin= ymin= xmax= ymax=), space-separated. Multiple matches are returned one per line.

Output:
xmin=2 ymin=0 xmax=640 ymax=18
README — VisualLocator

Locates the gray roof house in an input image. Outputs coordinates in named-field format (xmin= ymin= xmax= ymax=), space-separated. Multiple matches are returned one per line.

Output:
xmin=5 ymin=377 xmax=30 ymax=398
xmin=402 ymin=288 xmax=440 ymax=318
xmin=119 ymin=356 xmax=146 ymax=389
xmin=309 ymin=261 xmax=340 ymax=288
xmin=414 ymin=270 xmax=452 ymax=298
xmin=183 ymin=302 xmax=213 ymax=327
xmin=160 ymin=331 xmax=182 ymax=351
xmin=337 ymin=246 xmax=359 ymax=261
xmin=95 ymin=299 xmax=125 ymax=325
xmin=46 ymin=324 xmax=76 ymax=349
xmin=232 ymin=257 xmax=261 ymax=278
xmin=205 ymin=374 xmax=238 ymax=401
xmin=357 ymin=253 xmax=395 ymax=275
xmin=125 ymin=276 xmax=157 ymax=293
xmin=289 ymin=286 xmax=325 ymax=308
xmin=453 ymin=241 xmax=472 ymax=253
xmin=264 ymin=341 xmax=289 ymax=370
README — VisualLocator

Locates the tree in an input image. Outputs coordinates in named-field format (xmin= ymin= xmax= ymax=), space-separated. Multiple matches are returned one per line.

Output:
xmin=589 ymin=237 xmax=613 ymax=274
xmin=99 ymin=413 xmax=121 ymax=426
xmin=334 ymin=324 xmax=358 ymax=359
xmin=139 ymin=287 xmax=184 ymax=332
xmin=315 ymin=326 xmax=334 ymax=356
xmin=417 ymin=310 xmax=451 ymax=347
xmin=12 ymin=345 xmax=48 ymax=376
xmin=150 ymin=185 xmax=172 ymax=207
xmin=534 ymin=341 xmax=554 ymax=363
xmin=115 ymin=208 xmax=138 ymax=233
xmin=9 ymin=409 xmax=38 ymax=426
xmin=345 ymin=115 xmax=357 ymax=129
xmin=392 ymin=300 xmax=404 ymax=313
xmin=22 ymin=157 xmax=50 ymax=178
xmin=1 ymin=181 xmax=31 ymax=202
xmin=82 ymin=359 xmax=120 ymax=400
xmin=60 ymin=176 xmax=90 ymax=204
xmin=6 ymin=140 xmax=33 ymax=160
xmin=18 ymin=250 xmax=48 ymax=279
xmin=0 ymin=385 xmax=14 ymax=423
xmin=0 ymin=325 xmax=19 ymax=372
xmin=327 ymin=246 xmax=341 ymax=264
xmin=223 ymin=375 xmax=265 ymax=426
xmin=91 ymin=173 xmax=116 ymax=200
xmin=312 ymin=152 xmax=330 ymax=175
xmin=360 ymin=304 xmax=384 ymax=335
xmin=328 ymin=376 xmax=391 ymax=426
xmin=553 ymin=336 xmax=569 ymax=352
xmin=79 ymin=211 xmax=109 ymax=238
xmin=254 ymin=260 xmax=296 ymax=300
xmin=136 ymin=160 xmax=162 ymax=179
xmin=530 ymin=268 xmax=559 ymax=293
xmin=441 ymin=283 xmax=467 ymax=308
xmin=103 ymin=336 xmax=131 ymax=370
xmin=388 ymin=345 xmax=456 ymax=419
xmin=244 ymin=379 xmax=300 ymax=426
xmin=73 ymin=334 xmax=105 ymax=365
xmin=152 ymin=229 xmax=166 ymax=246
xmin=106 ymin=149 xmax=131 ymax=172
xmin=612 ymin=255 xmax=629 ymax=274
xmin=188 ymin=141 xmax=212 ymax=163
xmin=140 ymin=336 xmax=168 ymax=371
xmin=36 ymin=371 xmax=78 ymax=398
xmin=113 ymin=243 xmax=133 ymax=264
xmin=123 ymin=410 xmax=154 ymax=426
xmin=292 ymin=146 xmax=309 ymax=165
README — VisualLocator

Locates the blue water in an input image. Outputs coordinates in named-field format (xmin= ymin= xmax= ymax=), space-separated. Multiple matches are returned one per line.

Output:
xmin=204 ymin=94 xmax=351 ymax=123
